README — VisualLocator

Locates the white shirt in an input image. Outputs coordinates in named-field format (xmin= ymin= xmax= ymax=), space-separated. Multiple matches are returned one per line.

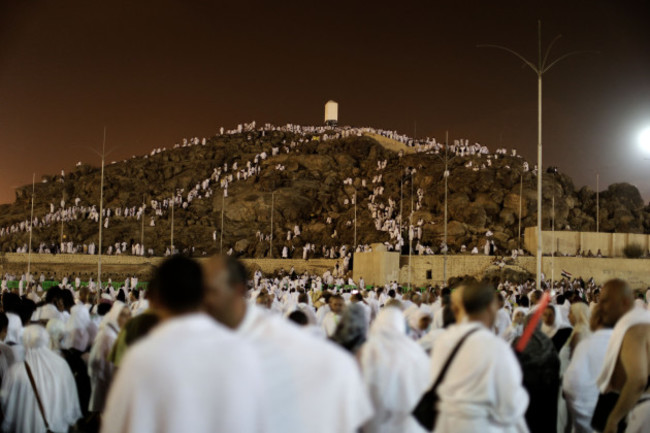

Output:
xmin=430 ymin=322 xmax=529 ymax=433
xmin=236 ymin=305 xmax=373 ymax=433
xmin=562 ymin=328 xmax=613 ymax=433
xmin=101 ymin=313 xmax=268 ymax=433
xmin=322 ymin=311 xmax=341 ymax=337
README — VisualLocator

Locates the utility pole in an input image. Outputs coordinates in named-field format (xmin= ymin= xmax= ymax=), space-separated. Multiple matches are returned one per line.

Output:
xmin=270 ymin=191 xmax=275 ymax=257
xmin=353 ymin=189 xmax=357 ymax=248
xmin=140 ymin=195 xmax=145 ymax=251
xmin=170 ymin=194 xmax=174 ymax=253
xmin=60 ymin=190 xmax=65 ymax=249
xmin=518 ymin=173 xmax=523 ymax=250
xmin=408 ymin=168 xmax=414 ymax=289
xmin=220 ymin=192 xmax=225 ymax=254
xmin=596 ymin=172 xmax=600 ymax=233
xmin=443 ymin=131 xmax=451 ymax=285
xmin=97 ymin=128 xmax=106 ymax=289
xmin=480 ymin=21 xmax=592 ymax=290
xmin=27 ymin=173 xmax=35 ymax=278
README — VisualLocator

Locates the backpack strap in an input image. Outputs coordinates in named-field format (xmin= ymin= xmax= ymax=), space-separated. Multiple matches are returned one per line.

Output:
xmin=24 ymin=361 xmax=50 ymax=431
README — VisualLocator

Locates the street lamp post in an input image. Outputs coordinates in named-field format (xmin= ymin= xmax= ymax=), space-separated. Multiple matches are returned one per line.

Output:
xmin=480 ymin=21 xmax=592 ymax=290
xmin=27 ymin=173 xmax=35 ymax=278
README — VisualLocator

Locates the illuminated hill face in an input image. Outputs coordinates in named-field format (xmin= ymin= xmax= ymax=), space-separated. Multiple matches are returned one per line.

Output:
xmin=1 ymin=125 xmax=648 ymax=258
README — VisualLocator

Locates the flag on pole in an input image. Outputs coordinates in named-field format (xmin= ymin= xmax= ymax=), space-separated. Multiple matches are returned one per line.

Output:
xmin=561 ymin=270 xmax=572 ymax=279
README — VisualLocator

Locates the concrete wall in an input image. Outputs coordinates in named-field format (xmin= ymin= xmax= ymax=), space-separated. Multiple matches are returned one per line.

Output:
xmin=0 ymin=253 xmax=338 ymax=281
xmin=353 ymin=245 xmax=400 ymax=286
xmin=524 ymin=227 xmax=650 ymax=257
xmin=3 ymin=251 xmax=649 ymax=290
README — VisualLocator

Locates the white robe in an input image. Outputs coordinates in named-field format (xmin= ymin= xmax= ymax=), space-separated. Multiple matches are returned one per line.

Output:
xmin=1 ymin=325 xmax=81 ymax=433
xmin=101 ymin=313 xmax=267 ymax=433
xmin=360 ymin=308 xmax=429 ymax=433
xmin=234 ymin=305 xmax=373 ymax=433
xmin=562 ymin=329 xmax=613 ymax=433
xmin=430 ymin=322 xmax=529 ymax=433
xmin=88 ymin=301 xmax=125 ymax=412
xmin=322 ymin=311 xmax=340 ymax=337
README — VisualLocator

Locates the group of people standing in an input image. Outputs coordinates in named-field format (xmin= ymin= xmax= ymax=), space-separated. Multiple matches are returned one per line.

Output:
xmin=1 ymin=256 xmax=649 ymax=433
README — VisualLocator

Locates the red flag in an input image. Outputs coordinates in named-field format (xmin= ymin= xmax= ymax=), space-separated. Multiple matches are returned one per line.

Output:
xmin=515 ymin=292 xmax=550 ymax=353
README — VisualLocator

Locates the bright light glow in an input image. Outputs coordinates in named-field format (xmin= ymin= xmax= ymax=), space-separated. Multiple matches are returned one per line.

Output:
xmin=640 ymin=127 xmax=650 ymax=153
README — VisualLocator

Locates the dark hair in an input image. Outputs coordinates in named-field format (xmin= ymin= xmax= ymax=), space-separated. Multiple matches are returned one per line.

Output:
xmin=288 ymin=310 xmax=308 ymax=326
xmin=2 ymin=292 xmax=21 ymax=314
xmin=388 ymin=289 xmax=396 ymax=298
xmin=462 ymin=282 xmax=496 ymax=315
xmin=298 ymin=293 xmax=309 ymax=304
xmin=97 ymin=303 xmax=112 ymax=316
xmin=519 ymin=296 xmax=530 ymax=308
xmin=60 ymin=289 xmax=75 ymax=311
xmin=149 ymin=255 xmax=204 ymax=313
xmin=45 ymin=286 xmax=62 ymax=304
xmin=0 ymin=312 xmax=8 ymax=333
xmin=556 ymin=294 xmax=565 ymax=305
xmin=19 ymin=299 xmax=36 ymax=325
xmin=116 ymin=289 xmax=126 ymax=303
xmin=442 ymin=305 xmax=455 ymax=328
xmin=330 ymin=294 xmax=344 ymax=303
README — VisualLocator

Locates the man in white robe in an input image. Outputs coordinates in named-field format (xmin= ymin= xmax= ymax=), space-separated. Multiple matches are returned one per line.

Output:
xmin=102 ymin=256 xmax=267 ymax=433
xmin=430 ymin=281 xmax=529 ymax=433
xmin=562 ymin=305 xmax=613 ymax=433
xmin=1 ymin=325 xmax=81 ymax=433
xmin=322 ymin=294 xmax=345 ymax=337
xmin=88 ymin=301 xmax=130 ymax=413
xmin=203 ymin=256 xmax=374 ymax=433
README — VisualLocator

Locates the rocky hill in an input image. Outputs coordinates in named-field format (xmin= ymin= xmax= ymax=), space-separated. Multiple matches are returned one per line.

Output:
xmin=1 ymin=125 xmax=649 ymax=258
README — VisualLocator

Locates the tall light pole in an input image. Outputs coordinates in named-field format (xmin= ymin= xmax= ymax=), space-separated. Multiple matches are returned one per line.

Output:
xmin=480 ymin=21 xmax=592 ymax=290
xmin=220 ymin=191 xmax=225 ymax=254
xmin=140 ymin=195 xmax=145 ymax=252
xmin=434 ymin=131 xmax=454 ymax=285
xmin=518 ymin=173 xmax=523 ymax=250
xmin=59 ymin=190 xmax=65 ymax=250
xmin=170 ymin=194 xmax=174 ymax=253
xmin=353 ymin=189 xmax=357 ymax=249
xmin=97 ymin=128 xmax=106 ymax=289
xmin=596 ymin=172 xmax=600 ymax=233
xmin=408 ymin=168 xmax=414 ymax=289
xmin=27 ymin=173 xmax=35 ymax=278
xmin=270 ymin=191 xmax=275 ymax=258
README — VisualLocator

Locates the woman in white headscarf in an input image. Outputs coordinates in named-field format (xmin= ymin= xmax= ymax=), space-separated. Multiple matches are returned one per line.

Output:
xmin=1 ymin=325 xmax=81 ymax=433
xmin=87 ymin=301 xmax=130 ymax=413
xmin=359 ymin=307 xmax=429 ymax=433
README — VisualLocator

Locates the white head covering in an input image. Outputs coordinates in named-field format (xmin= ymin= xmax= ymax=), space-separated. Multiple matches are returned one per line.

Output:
xmin=360 ymin=307 xmax=430 ymax=414
xmin=62 ymin=304 xmax=96 ymax=352
xmin=541 ymin=304 xmax=571 ymax=338
xmin=4 ymin=312 xmax=23 ymax=345
xmin=45 ymin=319 xmax=65 ymax=352
xmin=0 ymin=325 xmax=82 ymax=433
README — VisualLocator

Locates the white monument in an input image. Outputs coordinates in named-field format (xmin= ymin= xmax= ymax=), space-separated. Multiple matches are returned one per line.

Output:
xmin=324 ymin=100 xmax=338 ymax=126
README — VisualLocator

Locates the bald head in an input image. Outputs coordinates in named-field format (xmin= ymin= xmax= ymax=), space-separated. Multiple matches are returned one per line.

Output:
xmin=599 ymin=279 xmax=634 ymax=328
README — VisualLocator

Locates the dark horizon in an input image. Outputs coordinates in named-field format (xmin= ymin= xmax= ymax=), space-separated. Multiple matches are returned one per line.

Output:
xmin=1 ymin=0 xmax=649 ymax=204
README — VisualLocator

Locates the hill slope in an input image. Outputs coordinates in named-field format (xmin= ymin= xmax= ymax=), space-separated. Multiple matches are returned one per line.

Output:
xmin=1 ymin=124 xmax=648 ymax=258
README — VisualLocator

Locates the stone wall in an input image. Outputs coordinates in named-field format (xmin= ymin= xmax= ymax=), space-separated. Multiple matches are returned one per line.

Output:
xmin=524 ymin=227 xmax=650 ymax=257
xmin=0 ymin=253 xmax=338 ymax=281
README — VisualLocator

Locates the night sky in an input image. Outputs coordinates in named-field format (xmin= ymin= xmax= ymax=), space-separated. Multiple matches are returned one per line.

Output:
xmin=1 ymin=0 xmax=649 ymax=203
